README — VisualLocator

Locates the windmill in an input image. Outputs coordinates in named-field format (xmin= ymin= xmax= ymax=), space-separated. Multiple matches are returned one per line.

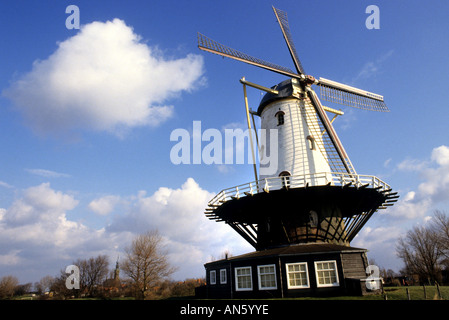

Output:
xmin=198 ymin=6 xmax=398 ymax=298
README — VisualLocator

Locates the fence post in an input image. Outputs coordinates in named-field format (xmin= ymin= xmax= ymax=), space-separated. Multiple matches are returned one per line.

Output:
xmin=435 ymin=281 xmax=442 ymax=300
xmin=423 ymin=285 xmax=427 ymax=300
xmin=406 ymin=287 xmax=411 ymax=300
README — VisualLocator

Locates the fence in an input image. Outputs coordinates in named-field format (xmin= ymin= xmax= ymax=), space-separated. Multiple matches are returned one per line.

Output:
xmin=383 ymin=283 xmax=445 ymax=300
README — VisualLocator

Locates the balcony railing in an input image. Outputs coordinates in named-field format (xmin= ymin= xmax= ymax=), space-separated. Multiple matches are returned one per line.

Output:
xmin=207 ymin=172 xmax=392 ymax=209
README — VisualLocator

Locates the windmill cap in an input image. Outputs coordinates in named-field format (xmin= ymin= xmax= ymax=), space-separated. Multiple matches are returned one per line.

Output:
xmin=257 ymin=78 xmax=301 ymax=115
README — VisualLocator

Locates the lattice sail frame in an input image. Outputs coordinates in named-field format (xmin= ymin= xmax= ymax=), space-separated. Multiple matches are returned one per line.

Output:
xmin=272 ymin=6 xmax=306 ymax=75
xmin=197 ymin=32 xmax=298 ymax=78
xmin=318 ymin=78 xmax=389 ymax=112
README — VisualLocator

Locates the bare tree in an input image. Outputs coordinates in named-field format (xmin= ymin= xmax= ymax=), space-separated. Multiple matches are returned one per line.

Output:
xmin=74 ymin=255 xmax=109 ymax=296
xmin=34 ymin=275 xmax=55 ymax=295
xmin=121 ymin=230 xmax=177 ymax=299
xmin=50 ymin=270 xmax=74 ymax=299
xmin=431 ymin=210 xmax=449 ymax=258
xmin=0 ymin=275 xmax=19 ymax=299
xmin=396 ymin=224 xmax=443 ymax=283
xmin=14 ymin=283 xmax=32 ymax=296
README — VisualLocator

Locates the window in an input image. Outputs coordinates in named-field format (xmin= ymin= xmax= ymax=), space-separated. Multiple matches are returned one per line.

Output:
xmin=220 ymin=269 xmax=227 ymax=284
xmin=314 ymin=261 xmax=339 ymax=287
xmin=257 ymin=264 xmax=277 ymax=290
xmin=307 ymin=135 xmax=316 ymax=150
xmin=279 ymin=171 xmax=291 ymax=188
xmin=308 ymin=210 xmax=318 ymax=228
xmin=286 ymin=263 xmax=310 ymax=289
xmin=275 ymin=111 xmax=285 ymax=126
xmin=235 ymin=267 xmax=252 ymax=291
xmin=210 ymin=270 xmax=216 ymax=285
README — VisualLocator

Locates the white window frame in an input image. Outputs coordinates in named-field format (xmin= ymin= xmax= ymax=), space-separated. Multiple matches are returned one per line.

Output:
xmin=235 ymin=267 xmax=252 ymax=291
xmin=314 ymin=260 xmax=340 ymax=287
xmin=285 ymin=262 xmax=310 ymax=289
xmin=257 ymin=264 xmax=277 ymax=290
xmin=210 ymin=270 xmax=216 ymax=285
xmin=220 ymin=269 xmax=227 ymax=284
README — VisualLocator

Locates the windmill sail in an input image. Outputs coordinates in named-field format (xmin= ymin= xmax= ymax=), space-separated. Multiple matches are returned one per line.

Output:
xmin=318 ymin=78 xmax=389 ymax=112
xmin=197 ymin=33 xmax=299 ymax=79
xmin=272 ymin=6 xmax=305 ymax=75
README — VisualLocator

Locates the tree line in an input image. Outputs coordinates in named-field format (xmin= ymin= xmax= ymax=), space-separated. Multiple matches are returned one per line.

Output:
xmin=0 ymin=230 xmax=205 ymax=300
xmin=396 ymin=210 xmax=449 ymax=284
xmin=4 ymin=211 xmax=449 ymax=299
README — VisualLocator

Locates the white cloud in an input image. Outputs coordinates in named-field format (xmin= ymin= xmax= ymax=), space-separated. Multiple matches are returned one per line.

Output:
xmin=0 ymin=182 xmax=133 ymax=282
xmin=417 ymin=146 xmax=449 ymax=203
xmin=25 ymin=168 xmax=71 ymax=178
xmin=352 ymin=225 xmax=403 ymax=270
xmin=108 ymin=178 xmax=249 ymax=241
xmin=216 ymin=164 xmax=235 ymax=174
xmin=386 ymin=145 xmax=449 ymax=220
xmin=3 ymin=18 xmax=205 ymax=137
xmin=431 ymin=145 xmax=449 ymax=166
xmin=2 ymin=183 xmax=78 ymax=227
xmin=0 ymin=179 xmax=250 ymax=282
xmin=383 ymin=190 xmax=432 ymax=220
xmin=383 ymin=158 xmax=392 ymax=168
xmin=351 ymin=50 xmax=394 ymax=84
xmin=353 ymin=226 xmax=402 ymax=249
xmin=0 ymin=181 xmax=13 ymax=189
xmin=0 ymin=250 xmax=22 ymax=266
xmin=88 ymin=195 xmax=121 ymax=215
xmin=397 ymin=158 xmax=428 ymax=171
xmin=106 ymin=177 xmax=252 ymax=279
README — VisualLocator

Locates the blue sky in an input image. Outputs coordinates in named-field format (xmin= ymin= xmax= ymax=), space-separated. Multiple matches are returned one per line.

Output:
xmin=1 ymin=0 xmax=449 ymax=284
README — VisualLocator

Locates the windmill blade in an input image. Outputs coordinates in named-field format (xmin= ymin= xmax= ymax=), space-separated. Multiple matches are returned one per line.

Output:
xmin=272 ymin=6 xmax=305 ymax=75
xmin=306 ymin=87 xmax=357 ymax=176
xmin=317 ymin=77 xmax=389 ymax=112
xmin=198 ymin=32 xmax=299 ymax=79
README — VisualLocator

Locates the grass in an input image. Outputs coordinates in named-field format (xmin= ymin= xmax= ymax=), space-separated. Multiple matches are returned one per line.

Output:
xmin=285 ymin=285 xmax=449 ymax=300
xmin=381 ymin=285 xmax=448 ymax=300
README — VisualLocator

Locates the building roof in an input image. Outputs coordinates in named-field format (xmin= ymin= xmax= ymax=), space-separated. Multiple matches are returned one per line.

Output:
xmin=205 ymin=243 xmax=366 ymax=266
xmin=257 ymin=78 xmax=298 ymax=115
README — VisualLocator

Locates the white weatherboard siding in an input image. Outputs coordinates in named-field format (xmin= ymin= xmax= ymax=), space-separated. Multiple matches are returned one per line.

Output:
xmin=259 ymin=98 xmax=332 ymax=186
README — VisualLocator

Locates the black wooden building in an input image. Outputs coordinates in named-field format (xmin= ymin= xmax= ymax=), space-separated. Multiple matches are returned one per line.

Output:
xmin=201 ymin=243 xmax=379 ymax=298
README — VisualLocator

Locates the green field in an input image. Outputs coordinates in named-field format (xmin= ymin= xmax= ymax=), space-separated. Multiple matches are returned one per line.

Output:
xmin=285 ymin=285 xmax=449 ymax=300
xmin=378 ymin=285 xmax=448 ymax=300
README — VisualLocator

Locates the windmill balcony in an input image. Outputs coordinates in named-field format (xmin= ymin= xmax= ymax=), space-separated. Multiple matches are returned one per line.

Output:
xmin=206 ymin=172 xmax=393 ymax=212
